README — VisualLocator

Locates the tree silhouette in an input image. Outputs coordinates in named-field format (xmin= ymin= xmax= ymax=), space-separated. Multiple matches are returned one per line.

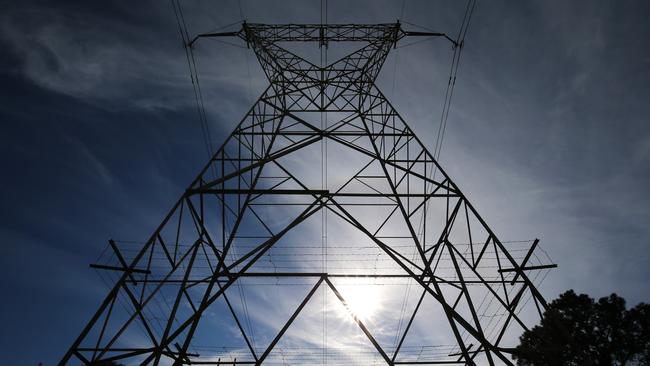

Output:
xmin=514 ymin=290 xmax=650 ymax=365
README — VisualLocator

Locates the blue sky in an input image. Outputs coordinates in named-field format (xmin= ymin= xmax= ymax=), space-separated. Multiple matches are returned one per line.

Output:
xmin=1 ymin=0 xmax=649 ymax=365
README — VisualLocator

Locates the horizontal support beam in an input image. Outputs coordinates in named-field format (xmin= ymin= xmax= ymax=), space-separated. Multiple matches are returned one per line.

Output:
xmin=186 ymin=188 xmax=457 ymax=199
xmin=187 ymin=188 xmax=327 ymax=195
xmin=186 ymin=362 xmax=255 ymax=365
xmin=89 ymin=264 xmax=151 ymax=275
xmin=188 ymin=31 xmax=241 ymax=47
xmin=234 ymin=131 xmax=415 ymax=137
xmin=394 ymin=362 xmax=465 ymax=365
xmin=498 ymin=264 xmax=558 ymax=273
xmin=403 ymin=31 xmax=458 ymax=46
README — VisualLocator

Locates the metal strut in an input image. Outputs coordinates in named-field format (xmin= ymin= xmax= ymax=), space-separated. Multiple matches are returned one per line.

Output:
xmin=61 ymin=22 xmax=554 ymax=366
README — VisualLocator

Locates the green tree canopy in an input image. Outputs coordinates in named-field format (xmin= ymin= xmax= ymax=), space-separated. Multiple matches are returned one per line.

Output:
xmin=514 ymin=290 xmax=650 ymax=365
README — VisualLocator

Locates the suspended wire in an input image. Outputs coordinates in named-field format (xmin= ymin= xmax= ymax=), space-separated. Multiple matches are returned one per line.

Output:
xmin=238 ymin=0 xmax=245 ymax=21
xmin=217 ymin=1 xmax=257 ymax=350
xmin=396 ymin=36 xmax=439 ymax=49
xmin=412 ymin=0 xmax=478 ymax=265
xmin=187 ymin=344 xmax=461 ymax=364
xmin=112 ymin=238 xmax=538 ymax=248
xmin=171 ymin=0 xmax=216 ymax=179
xmin=403 ymin=0 xmax=479 ymax=358
xmin=402 ymin=0 xmax=479 ymax=254
xmin=204 ymin=19 xmax=245 ymax=34
xmin=240 ymin=0 xmax=254 ymax=107
xmin=401 ymin=20 xmax=443 ymax=33
xmin=234 ymin=2 xmax=259 ymax=353
xmin=173 ymin=0 xmax=260 ymax=354
xmin=389 ymin=0 xmax=478 ymax=355
xmin=205 ymin=37 xmax=247 ymax=49
xmin=391 ymin=0 xmax=417 ymax=356
xmin=320 ymin=1 xmax=329 ymax=365
xmin=433 ymin=0 xmax=477 ymax=174
xmin=390 ymin=1 xmax=406 ymax=99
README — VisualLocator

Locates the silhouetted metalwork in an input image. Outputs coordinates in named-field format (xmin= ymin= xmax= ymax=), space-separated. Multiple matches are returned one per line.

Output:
xmin=61 ymin=22 xmax=556 ymax=366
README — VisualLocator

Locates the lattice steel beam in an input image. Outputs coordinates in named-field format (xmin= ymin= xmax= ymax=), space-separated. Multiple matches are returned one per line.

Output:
xmin=61 ymin=22 xmax=554 ymax=366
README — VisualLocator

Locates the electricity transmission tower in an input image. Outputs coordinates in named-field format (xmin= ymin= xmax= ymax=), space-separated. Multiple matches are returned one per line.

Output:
xmin=62 ymin=22 xmax=556 ymax=366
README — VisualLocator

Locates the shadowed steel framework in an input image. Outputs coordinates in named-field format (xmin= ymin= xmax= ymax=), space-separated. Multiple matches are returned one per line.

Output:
xmin=61 ymin=22 xmax=556 ymax=366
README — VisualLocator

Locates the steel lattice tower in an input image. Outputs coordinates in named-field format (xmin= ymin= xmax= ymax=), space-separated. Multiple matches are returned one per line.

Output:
xmin=62 ymin=22 xmax=556 ymax=366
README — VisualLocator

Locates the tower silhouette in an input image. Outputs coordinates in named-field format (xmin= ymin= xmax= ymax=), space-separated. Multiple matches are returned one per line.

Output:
xmin=62 ymin=22 xmax=556 ymax=366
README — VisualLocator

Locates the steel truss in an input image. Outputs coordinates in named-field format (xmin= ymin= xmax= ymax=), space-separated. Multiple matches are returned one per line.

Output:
xmin=62 ymin=23 xmax=555 ymax=366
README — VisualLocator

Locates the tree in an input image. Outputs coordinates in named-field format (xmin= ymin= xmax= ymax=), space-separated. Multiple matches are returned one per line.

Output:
xmin=514 ymin=290 xmax=650 ymax=366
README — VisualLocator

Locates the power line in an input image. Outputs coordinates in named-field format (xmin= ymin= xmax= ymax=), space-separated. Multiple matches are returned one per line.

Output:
xmin=172 ymin=0 xmax=220 ymax=179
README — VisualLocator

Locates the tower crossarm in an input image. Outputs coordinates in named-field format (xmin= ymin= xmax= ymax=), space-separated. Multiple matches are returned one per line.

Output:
xmin=188 ymin=22 xmax=458 ymax=48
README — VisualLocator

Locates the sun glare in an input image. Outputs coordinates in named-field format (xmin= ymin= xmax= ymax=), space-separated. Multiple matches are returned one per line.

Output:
xmin=337 ymin=283 xmax=383 ymax=322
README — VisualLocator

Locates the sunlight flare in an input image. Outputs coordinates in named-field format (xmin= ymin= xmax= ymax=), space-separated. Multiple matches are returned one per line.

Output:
xmin=336 ymin=283 xmax=383 ymax=322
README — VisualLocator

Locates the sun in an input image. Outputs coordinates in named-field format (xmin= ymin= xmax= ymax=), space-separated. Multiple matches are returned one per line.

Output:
xmin=336 ymin=283 xmax=383 ymax=322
